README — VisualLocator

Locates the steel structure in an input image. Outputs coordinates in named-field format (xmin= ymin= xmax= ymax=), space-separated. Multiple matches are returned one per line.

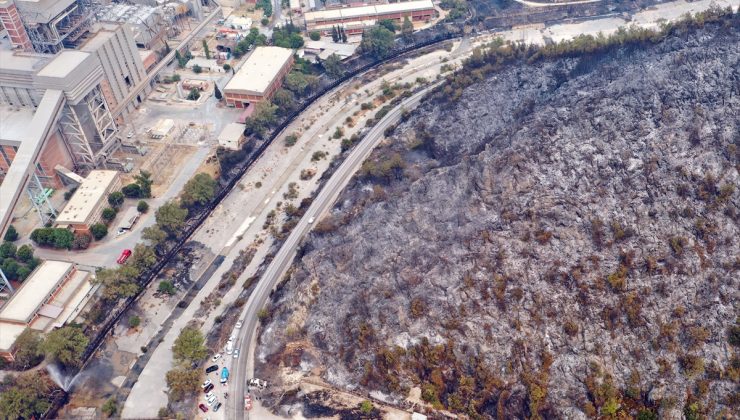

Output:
xmin=59 ymin=86 xmax=119 ymax=169
xmin=23 ymin=0 xmax=93 ymax=53
xmin=26 ymin=171 xmax=57 ymax=225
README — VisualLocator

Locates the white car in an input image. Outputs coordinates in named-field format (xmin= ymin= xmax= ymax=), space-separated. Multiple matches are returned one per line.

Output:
xmin=206 ymin=391 xmax=215 ymax=399
xmin=206 ymin=395 xmax=217 ymax=406
xmin=211 ymin=354 xmax=221 ymax=362
xmin=235 ymin=320 xmax=243 ymax=328
xmin=308 ymin=217 xmax=315 ymax=224
xmin=201 ymin=379 xmax=212 ymax=389
xmin=126 ymin=130 xmax=134 ymax=138
xmin=233 ymin=349 xmax=240 ymax=359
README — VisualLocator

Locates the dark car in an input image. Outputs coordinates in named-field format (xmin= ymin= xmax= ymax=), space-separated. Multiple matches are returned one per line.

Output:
xmin=198 ymin=404 xmax=208 ymax=413
xmin=203 ymin=383 xmax=214 ymax=393
xmin=213 ymin=402 xmax=222 ymax=412
xmin=205 ymin=364 xmax=218 ymax=373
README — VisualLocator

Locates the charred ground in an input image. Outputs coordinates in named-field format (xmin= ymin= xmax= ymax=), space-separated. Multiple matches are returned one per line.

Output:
xmin=258 ymin=12 xmax=739 ymax=419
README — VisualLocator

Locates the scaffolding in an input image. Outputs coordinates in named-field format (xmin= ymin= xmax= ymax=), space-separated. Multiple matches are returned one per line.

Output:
xmin=0 ymin=267 xmax=13 ymax=294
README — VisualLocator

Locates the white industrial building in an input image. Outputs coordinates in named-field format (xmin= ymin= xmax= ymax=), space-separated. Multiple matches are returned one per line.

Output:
xmin=55 ymin=170 xmax=121 ymax=232
xmin=218 ymin=123 xmax=246 ymax=150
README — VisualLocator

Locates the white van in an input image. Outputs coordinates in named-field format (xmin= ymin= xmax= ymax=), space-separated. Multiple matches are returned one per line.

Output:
xmin=225 ymin=338 xmax=234 ymax=355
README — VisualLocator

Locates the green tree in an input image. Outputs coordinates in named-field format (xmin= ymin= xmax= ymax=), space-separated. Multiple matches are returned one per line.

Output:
xmin=96 ymin=266 xmax=140 ymax=300
xmin=378 ymin=19 xmax=398 ymax=33
xmin=2 ymin=258 xmax=20 ymax=279
xmin=323 ymin=53 xmax=343 ymax=78
xmin=360 ymin=400 xmax=373 ymax=414
xmin=15 ymin=244 xmax=33 ymax=263
xmin=202 ymin=39 xmax=210 ymax=59
xmin=0 ymin=372 xmax=52 ymax=419
xmin=16 ymin=266 xmax=32 ymax=281
xmin=181 ymin=173 xmax=216 ymax=208
xmin=90 ymin=223 xmax=108 ymax=240
xmin=155 ymin=201 xmax=188 ymax=236
xmin=171 ymin=73 xmax=181 ymax=82
xmin=128 ymin=316 xmax=141 ymax=328
xmin=158 ymin=280 xmax=176 ymax=295
xmin=43 ymin=325 xmax=89 ymax=367
xmin=402 ymin=16 xmax=414 ymax=40
xmin=52 ymin=229 xmax=74 ymax=249
xmin=261 ymin=17 xmax=269 ymax=26
xmin=187 ymin=87 xmax=201 ymax=100
xmin=130 ymin=244 xmax=157 ymax=271
xmin=102 ymin=397 xmax=118 ymax=417
xmin=3 ymin=225 xmax=18 ymax=242
xmin=360 ymin=25 xmax=395 ymax=59
xmin=214 ymin=83 xmax=223 ymax=100
xmin=165 ymin=367 xmax=201 ymax=401
xmin=0 ymin=241 xmax=16 ymax=258
xmin=142 ymin=225 xmax=167 ymax=247
xmin=223 ymin=63 xmax=231 ymax=71
xmin=102 ymin=207 xmax=117 ymax=223
xmin=122 ymin=183 xmax=142 ymax=198
xmin=172 ymin=327 xmax=207 ymax=363
xmin=108 ymin=191 xmax=125 ymax=208
xmin=134 ymin=171 xmax=153 ymax=198
xmin=309 ymin=30 xmax=321 ymax=41
xmin=340 ymin=27 xmax=347 ymax=43
xmin=175 ymin=50 xmax=184 ymax=68
xmin=331 ymin=25 xmax=339 ymax=42
xmin=12 ymin=328 xmax=45 ymax=370
xmin=272 ymin=88 xmax=297 ymax=113
xmin=137 ymin=200 xmax=149 ymax=213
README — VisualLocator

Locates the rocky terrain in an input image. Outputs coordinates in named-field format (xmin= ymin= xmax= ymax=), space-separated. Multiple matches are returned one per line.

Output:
xmin=258 ymin=14 xmax=739 ymax=419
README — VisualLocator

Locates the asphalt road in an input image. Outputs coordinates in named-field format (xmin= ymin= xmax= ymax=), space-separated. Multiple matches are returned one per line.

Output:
xmin=227 ymin=84 xmax=439 ymax=420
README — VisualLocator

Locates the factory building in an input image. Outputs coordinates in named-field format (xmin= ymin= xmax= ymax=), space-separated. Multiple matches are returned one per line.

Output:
xmin=0 ymin=260 xmax=96 ymax=361
xmin=95 ymin=3 xmax=167 ymax=49
xmin=304 ymin=0 xmax=436 ymax=36
xmin=55 ymin=170 xmax=120 ymax=233
xmin=0 ymin=0 xmax=94 ymax=54
xmin=0 ymin=22 xmax=152 ymax=237
xmin=223 ymin=46 xmax=294 ymax=108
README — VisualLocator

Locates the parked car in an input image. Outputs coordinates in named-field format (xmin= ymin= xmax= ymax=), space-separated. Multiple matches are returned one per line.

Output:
xmin=244 ymin=394 xmax=252 ymax=410
xmin=211 ymin=353 xmax=221 ymax=362
xmin=117 ymin=249 xmax=132 ymax=264
xmin=233 ymin=349 xmax=240 ymax=359
xmin=206 ymin=395 xmax=217 ymax=406
xmin=213 ymin=402 xmax=222 ymax=412
xmin=205 ymin=365 xmax=218 ymax=374
xmin=201 ymin=379 xmax=212 ymax=389
xmin=206 ymin=391 xmax=215 ymax=399
xmin=204 ymin=383 xmax=214 ymax=393
xmin=198 ymin=404 xmax=208 ymax=413
xmin=235 ymin=320 xmax=243 ymax=328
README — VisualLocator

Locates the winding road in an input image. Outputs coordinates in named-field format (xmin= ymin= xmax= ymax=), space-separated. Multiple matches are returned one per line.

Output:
xmin=227 ymin=84 xmax=439 ymax=420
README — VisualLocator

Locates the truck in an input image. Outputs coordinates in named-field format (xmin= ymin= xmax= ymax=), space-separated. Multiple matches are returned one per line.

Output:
xmin=220 ymin=367 xmax=230 ymax=384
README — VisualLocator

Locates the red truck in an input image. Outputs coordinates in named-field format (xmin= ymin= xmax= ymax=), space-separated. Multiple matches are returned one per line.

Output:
xmin=117 ymin=249 xmax=132 ymax=264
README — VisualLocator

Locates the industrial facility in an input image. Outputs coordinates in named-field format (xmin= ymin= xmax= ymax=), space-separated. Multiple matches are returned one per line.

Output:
xmin=223 ymin=46 xmax=294 ymax=108
xmin=304 ymin=0 xmax=436 ymax=35
xmin=0 ymin=261 xmax=95 ymax=361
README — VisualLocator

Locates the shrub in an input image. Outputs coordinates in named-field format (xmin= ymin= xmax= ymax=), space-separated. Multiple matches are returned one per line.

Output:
xmin=128 ymin=316 xmax=141 ymax=328
xmin=16 ymin=244 xmax=34 ymax=263
xmin=261 ymin=17 xmax=269 ymax=26
xmin=309 ymin=31 xmax=321 ymax=41
xmin=284 ymin=133 xmax=298 ymax=147
xmin=192 ymin=64 xmax=202 ymax=74
xmin=0 ymin=241 xmax=16 ymax=259
xmin=90 ymin=223 xmax=108 ymax=240
xmin=669 ymin=236 xmax=688 ymax=256
xmin=311 ymin=151 xmax=327 ymax=161
xmin=30 ymin=227 xmax=74 ymax=249
xmin=359 ymin=400 xmax=373 ymax=414
xmin=72 ymin=233 xmax=92 ymax=250
xmin=3 ymin=225 xmax=18 ymax=242
xmin=333 ymin=127 xmax=343 ymax=139
xmin=137 ymin=200 xmax=149 ymax=213
xmin=223 ymin=63 xmax=231 ymax=71
xmin=158 ymin=280 xmax=176 ymax=295
xmin=63 ymin=187 xmax=77 ymax=200
xmin=563 ymin=320 xmax=579 ymax=336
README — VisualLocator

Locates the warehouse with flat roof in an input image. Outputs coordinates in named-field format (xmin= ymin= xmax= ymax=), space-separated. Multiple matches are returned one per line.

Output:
xmin=304 ymin=0 xmax=436 ymax=35
xmin=55 ymin=170 xmax=121 ymax=232
xmin=0 ymin=260 xmax=95 ymax=361
xmin=223 ymin=46 xmax=294 ymax=108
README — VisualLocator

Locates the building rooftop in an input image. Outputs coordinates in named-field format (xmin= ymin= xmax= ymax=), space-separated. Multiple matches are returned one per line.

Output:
xmin=55 ymin=170 xmax=119 ymax=225
xmin=224 ymin=46 xmax=293 ymax=96
xmin=0 ymin=49 xmax=48 ymax=73
xmin=304 ymin=0 xmax=434 ymax=23
xmin=218 ymin=123 xmax=245 ymax=142
xmin=0 ymin=322 xmax=26 ymax=352
xmin=0 ymin=106 xmax=36 ymax=146
xmin=36 ymin=51 xmax=91 ymax=78
xmin=0 ymin=260 xmax=73 ymax=324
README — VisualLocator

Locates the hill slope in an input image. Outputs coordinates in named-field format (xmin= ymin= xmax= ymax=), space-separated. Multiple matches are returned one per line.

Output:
xmin=259 ymin=16 xmax=739 ymax=419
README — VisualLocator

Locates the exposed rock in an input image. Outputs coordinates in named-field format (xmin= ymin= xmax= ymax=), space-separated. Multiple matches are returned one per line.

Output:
xmin=259 ymin=19 xmax=739 ymax=419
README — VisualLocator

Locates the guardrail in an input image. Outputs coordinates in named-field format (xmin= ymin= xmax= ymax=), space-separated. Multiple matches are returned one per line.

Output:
xmin=79 ymin=28 xmax=459 ymax=365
